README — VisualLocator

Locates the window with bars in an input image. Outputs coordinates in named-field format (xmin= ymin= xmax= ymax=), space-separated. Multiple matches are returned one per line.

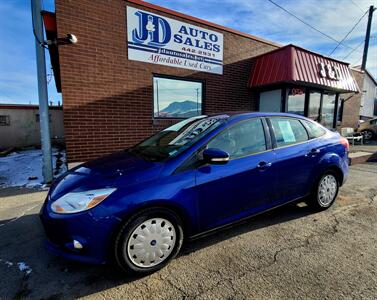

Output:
xmin=0 ymin=115 xmax=10 ymax=126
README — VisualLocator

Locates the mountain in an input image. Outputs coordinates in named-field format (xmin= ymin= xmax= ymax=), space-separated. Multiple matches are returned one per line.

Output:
xmin=160 ymin=100 xmax=200 ymax=117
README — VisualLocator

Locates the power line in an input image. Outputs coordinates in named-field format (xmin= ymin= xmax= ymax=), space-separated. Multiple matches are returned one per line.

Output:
xmin=266 ymin=0 xmax=361 ymax=52
xmin=342 ymin=39 xmax=364 ymax=60
xmin=352 ymin=56 xmax=362 ymax=66
xmin=349 ymin=0 xmax=364 ymax=12
xmin=328 ymin=9 xmax=369 ymax=55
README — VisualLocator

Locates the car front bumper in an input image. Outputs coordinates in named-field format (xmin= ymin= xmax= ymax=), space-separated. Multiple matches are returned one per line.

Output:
xmin=39 ymin=199 xmax=121 ymax=264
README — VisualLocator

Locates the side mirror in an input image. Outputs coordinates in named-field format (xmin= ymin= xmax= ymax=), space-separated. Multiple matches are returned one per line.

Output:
xmin=202 ymin=148 xmax=230 ymax=165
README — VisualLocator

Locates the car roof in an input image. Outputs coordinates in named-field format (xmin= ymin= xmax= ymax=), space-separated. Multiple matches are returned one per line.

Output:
xmin=208 ymin=111 xmax=309 ymax=120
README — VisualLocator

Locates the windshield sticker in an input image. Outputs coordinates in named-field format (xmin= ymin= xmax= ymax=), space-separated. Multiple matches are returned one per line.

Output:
xmin=169 ymin=118 xmax=219 ymax=146
xmin=169 ymin=150 xmax=179 ymax=156
xmin=278 ymin=120 xmax=296 ymax=143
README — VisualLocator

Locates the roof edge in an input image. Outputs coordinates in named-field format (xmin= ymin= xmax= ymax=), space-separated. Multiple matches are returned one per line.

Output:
xmin=126 ymin=0 xmax=281 ymax=48
xmin=0 ymin=104 xmax=63 ymax=110
xmin=251 ymin=44 xmax=351 ymax=65
xmin=351 ymin=67 xmax=377 ymax=86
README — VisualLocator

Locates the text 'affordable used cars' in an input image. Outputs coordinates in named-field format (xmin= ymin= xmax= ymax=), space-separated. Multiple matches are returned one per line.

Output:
xmin=40 ymin=112 xmax=349 ymax=274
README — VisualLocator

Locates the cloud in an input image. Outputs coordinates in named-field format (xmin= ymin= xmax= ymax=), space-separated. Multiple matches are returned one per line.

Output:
xmin=1 ymin=0 xmax=376 ymax=104
xmin=146 ymin=0 xmax=377 ymax=78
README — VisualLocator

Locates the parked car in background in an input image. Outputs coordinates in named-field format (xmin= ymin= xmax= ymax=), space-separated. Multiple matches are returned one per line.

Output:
xmin=40 ymin=112 xmax=349 ymax=274
xmin=358 ymin=118 xmax=377 ymax=140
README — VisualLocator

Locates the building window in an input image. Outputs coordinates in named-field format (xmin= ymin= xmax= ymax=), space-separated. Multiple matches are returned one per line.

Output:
xmin=321 ymin=93 xmax=336 ymax=128
xmin=308 ymin=91 xmax=321 ymax=121
xmin=153 ymin=76 xmax=203 ymax=119
xmin=259 ymin=89 xmax=281 ymax=112
xmin=0 ymin=115 xmax=10 ymax=126
xmin=286 ymin=88 xmax=305 ymax=115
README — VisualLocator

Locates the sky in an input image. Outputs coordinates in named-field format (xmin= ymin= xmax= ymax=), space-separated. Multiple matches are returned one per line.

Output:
xmin=0 ymin=0 xmax=376 ymax=105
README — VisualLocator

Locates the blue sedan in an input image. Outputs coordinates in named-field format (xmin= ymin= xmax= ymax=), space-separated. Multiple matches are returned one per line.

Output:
xmin=40 ymin=112 xmax=349 ymax=274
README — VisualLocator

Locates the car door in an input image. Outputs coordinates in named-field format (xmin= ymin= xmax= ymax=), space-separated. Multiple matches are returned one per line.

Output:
xmin=268 ymin=117 xmax=318 ymax=205
xmin=195 ymin=117 xmax=278 ymax=231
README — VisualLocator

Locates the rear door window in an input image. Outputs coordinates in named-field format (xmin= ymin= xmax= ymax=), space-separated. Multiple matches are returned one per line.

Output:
xmin=207 ymin=118 xmax=266 ymax=159
xmin=301 ymin=120 xmax=326 ymax=138
xmin=270 ymin=118 xmax=309 ymax=147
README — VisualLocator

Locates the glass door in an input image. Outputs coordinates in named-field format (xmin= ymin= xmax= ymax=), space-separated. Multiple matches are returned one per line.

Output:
xmin=286 ymin=88 xmax=305 ymax=115
xmin=308 ymin=91 xmax=321 ymax=122
xmin=321 ymin=93 xmax=336 ymax=128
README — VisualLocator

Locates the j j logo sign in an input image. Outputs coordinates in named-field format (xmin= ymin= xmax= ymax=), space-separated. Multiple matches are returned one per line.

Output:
xmin=318 ymin=62 xmax=342 ymax=81
xmin=132 ymin=11 xmax=171 ymax=47
xmin=127 ymin=6 xmax=224 ymax=74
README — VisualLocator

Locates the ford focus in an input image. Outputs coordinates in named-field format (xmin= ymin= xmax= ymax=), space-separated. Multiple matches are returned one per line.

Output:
xmin=40 ymin=112 xmax=349 ymax=274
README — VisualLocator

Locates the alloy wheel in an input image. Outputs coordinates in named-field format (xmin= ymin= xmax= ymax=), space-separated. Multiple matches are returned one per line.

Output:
xmin=318 ymin=174 xmax=337 ymax=207
xmin=363 ymin=130 xmax=373 ymax=140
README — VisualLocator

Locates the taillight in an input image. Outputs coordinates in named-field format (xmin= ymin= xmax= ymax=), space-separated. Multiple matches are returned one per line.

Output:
xmin=340 ymin=137 xmax=349 ymax=151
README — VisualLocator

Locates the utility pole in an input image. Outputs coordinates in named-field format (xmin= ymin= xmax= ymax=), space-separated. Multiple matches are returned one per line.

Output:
xmin=361 ymin=5 xmax=375 ymax=70
xmin=156 ymin=80 xmax=160 ymax=117
xmin=31 ymin=0 xmax=53 ymax=183
xmin=195 ymin=88 xmax=200 ymax=115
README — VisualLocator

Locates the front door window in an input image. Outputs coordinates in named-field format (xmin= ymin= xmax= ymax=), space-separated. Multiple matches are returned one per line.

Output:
xmin=207 ymin=118 xmax=267 ymax=158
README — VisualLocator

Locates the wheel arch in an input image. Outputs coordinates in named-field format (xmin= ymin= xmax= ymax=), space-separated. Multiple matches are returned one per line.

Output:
xmin=324 ymin=165 xmax=344 ymax=186
xmin=106 ymin=200 xmax=194 ymax=262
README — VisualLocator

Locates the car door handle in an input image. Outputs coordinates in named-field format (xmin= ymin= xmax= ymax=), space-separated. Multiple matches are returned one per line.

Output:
xmin=257 ymin=161 xmax=272 ymax=170
xmin=306 ymin=148 xmax=320 ymax=157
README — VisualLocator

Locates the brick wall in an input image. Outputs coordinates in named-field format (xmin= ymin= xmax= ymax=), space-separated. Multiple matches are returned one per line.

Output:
xmin=55 ymin=0 xmax=278 ymax=162
xmin=339 ymin=69 xmax=364 ymax=129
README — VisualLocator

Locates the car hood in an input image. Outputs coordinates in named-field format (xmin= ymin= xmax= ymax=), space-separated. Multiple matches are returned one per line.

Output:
xmin=49 ymin=151 xmax=163 ymax=201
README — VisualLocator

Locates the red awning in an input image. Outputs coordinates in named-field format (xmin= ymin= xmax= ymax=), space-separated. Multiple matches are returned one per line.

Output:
xmin=249 ymin=45 xmax=359 ymax=93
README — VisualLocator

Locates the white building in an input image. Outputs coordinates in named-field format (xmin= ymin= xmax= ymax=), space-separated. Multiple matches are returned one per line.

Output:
xmin=359 ymin=69 xmax=377 ymax=120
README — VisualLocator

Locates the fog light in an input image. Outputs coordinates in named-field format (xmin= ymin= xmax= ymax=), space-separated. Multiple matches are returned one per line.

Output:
xmin=73 ymin=239 xmax=83 ymax=249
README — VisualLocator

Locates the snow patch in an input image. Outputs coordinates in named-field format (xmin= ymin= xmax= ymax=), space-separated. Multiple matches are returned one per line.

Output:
xmin=17 ymin=262 xmax=32 ymax=275
xmin=0 ymin=259 xmax=13 ymax=267
xmin=0 ymin=147 xmax=67 ymax=188
xmin=1 ymin=259 xmax=32 ymax=275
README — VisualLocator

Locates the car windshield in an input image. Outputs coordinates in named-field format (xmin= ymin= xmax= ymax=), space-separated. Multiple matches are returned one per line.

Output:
xmin=128 ymin=116 xmax=226 ymax=161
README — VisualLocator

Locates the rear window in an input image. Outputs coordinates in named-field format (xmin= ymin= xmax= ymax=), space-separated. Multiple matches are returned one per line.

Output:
xmin=270 ymin=118 xmax=308 ymax=147
xmin=302 ymin=120 xmax=326 ymax=138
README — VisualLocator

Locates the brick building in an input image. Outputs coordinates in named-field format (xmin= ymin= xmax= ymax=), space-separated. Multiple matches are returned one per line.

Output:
xmin=44 ymin=0 xmax=361 ymax=163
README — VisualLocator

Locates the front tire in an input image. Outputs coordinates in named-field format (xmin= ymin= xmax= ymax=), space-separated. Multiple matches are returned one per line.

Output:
xmin=306 ymin=172 xmax=339 ymax=211
xmin=114 ymin=208 xmax=184 ymax=274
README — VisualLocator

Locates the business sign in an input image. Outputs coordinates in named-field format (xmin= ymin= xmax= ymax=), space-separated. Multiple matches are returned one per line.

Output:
xmin=126 ymin=6 xmax=223 ymax=74
xmin=318 ymin=62 xmax=342 ymax=81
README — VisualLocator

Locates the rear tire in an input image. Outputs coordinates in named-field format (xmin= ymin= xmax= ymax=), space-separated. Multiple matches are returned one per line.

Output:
xmin=306 ymin=172 xmax=339 ymax=211
xmin=114 ymin=208 xmax=184 ymax=274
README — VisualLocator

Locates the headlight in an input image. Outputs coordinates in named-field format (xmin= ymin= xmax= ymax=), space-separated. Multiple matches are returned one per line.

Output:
xmin=51 ymin=188 xmax=116 ymax=214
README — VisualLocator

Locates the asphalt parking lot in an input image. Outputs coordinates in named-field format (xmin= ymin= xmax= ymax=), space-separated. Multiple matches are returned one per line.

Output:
xmin=0 ymin=163 xmax=376 ymax=299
